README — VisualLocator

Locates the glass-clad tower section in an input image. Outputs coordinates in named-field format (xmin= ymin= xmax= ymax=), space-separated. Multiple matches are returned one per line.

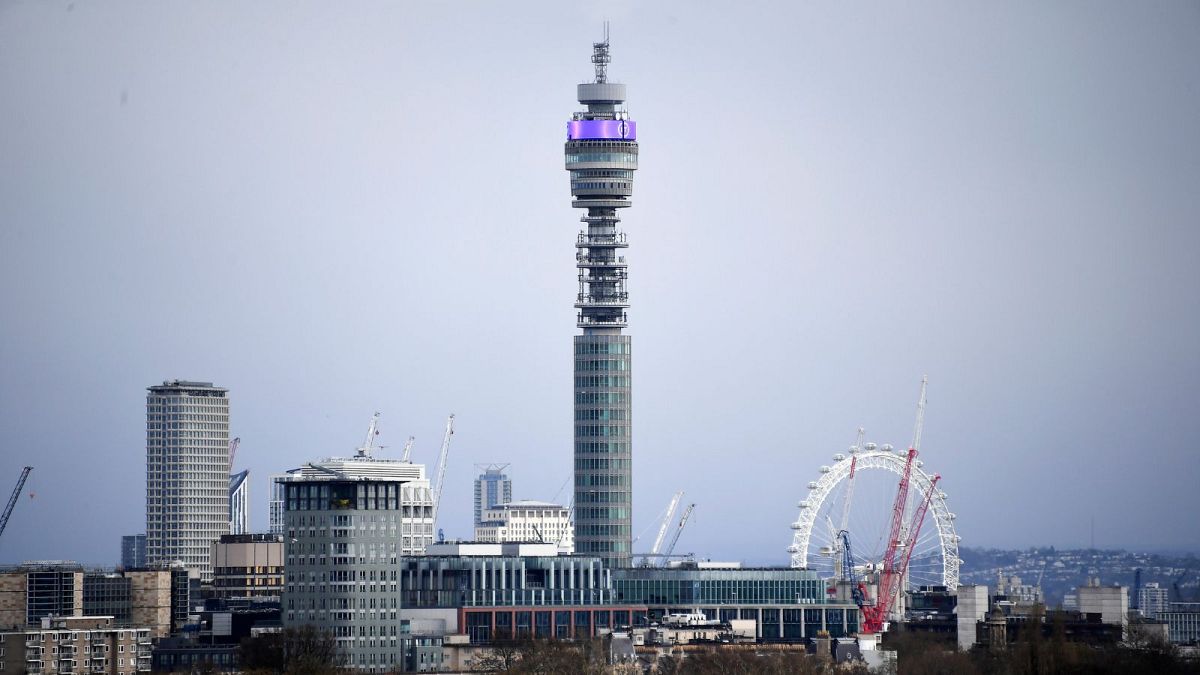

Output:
xmin=567 ymin=37 xmax=637 ymax=568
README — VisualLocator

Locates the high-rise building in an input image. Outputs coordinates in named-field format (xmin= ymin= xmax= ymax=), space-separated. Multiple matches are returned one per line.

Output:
xmin=121 ymin=534 xmax=146 ymax=569
xmin=268 ymin=469 xmax=303 ymax=535
xmin=229 ymin=470 xmax=250 ymax=535
xmin=145 ymin=380 xmax=230 ymax=582
xmin=281 ymin=437 xmax=435 ymax=670
xmin=567 ymin=35 xmax=637 ymax=568
xmin=1138 ymin=582 xmax=1169 ymax=618
xmin=472 ymin=464 xmax=512 ymax=526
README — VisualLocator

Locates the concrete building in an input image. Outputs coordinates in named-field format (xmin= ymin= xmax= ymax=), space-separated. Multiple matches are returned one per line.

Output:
xmin=956 ymin=585 xmax=989 ymax=651
xmin=1139 ymin=582 xmax=1170 ymax=618
xmin=120 ymin=535 xmax=146 ymax=570
xmin=567 ymin=35 xmax=639 ymax=569
xmin=281 ymin=443 xmax=435 ymax=671
xmin=0 ymin=615 xmax=151 ymax=675
xmin=211 ymin=534 xmax=284 ymax=599
xmin=473 ymin=500 xmax=573 ymax=553
xmin=228 ymin=470 xmax=250 ymax=535
xmin=1077 ymin=578 xmax=1128 ymax=629
xmin=472 ymin=465 xmax=512 ymax=527
xmin=145 ymin=380 xmax=230 ymax=582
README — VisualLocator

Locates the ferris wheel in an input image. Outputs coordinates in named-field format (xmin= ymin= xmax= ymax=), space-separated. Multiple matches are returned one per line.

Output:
xmin=786 ymin=385 xmax=961 ymax=593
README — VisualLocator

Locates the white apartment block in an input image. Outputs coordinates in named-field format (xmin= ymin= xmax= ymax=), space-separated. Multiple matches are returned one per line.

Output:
xmin=474 ymin=500 xmax=574 ymax=553
xmin=145 ymin=380 xmax=230 ymax=582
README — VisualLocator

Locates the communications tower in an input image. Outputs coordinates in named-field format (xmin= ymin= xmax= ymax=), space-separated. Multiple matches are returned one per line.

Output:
xmin=566 ymin=31 xmax=638 ymax=568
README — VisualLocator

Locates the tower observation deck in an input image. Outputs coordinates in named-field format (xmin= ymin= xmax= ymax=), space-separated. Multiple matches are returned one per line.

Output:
xmin=566 ymin=33 xmax=637 ymax=569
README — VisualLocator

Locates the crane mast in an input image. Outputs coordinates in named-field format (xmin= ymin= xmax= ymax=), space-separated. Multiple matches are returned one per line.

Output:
xmin=661 ymin=503 xmax=695 ymax=565
xmin=401 ymin=436 xmax=415 ymax=463
xmin=0 ymin=467 xmax=33 ymax=542
xmin=227 ymin=437 xmax=241 ymax=468
xmin=430 ymin=414 xmax=455 ymax=525
xmin=642 ymin=491 xmax=683 ymax=567
xmin=357 ymin=412 xmax=381 ymax=458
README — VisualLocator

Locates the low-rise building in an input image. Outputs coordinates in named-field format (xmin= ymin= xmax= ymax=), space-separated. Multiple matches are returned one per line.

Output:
xmin=0 ymin=615 xmax=151 ymax=675
xmin=211 ymin=534 xmax=284 ymax=599
xmin=474 ymin=501 xmax=574 ymax=553
xmin=1160 ymin=602 xmax=1200 ymax=645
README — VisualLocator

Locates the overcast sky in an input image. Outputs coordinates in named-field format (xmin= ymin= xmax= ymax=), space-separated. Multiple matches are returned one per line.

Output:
xmin=2 ymin=1 xmax=1198 ymax=567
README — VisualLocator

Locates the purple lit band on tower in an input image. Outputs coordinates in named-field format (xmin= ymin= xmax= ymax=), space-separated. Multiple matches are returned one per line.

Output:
xmin=567 ymin=119 xmax=637 ymax=141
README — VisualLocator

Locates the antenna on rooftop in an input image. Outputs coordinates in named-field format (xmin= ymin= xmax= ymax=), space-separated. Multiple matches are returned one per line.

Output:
xmin=592 ymin=22 xmax=611 ymax=83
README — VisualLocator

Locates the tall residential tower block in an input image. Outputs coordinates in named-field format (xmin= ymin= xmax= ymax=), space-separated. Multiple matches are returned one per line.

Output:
xmin=567 ymin=36 xmax=637 ymax=568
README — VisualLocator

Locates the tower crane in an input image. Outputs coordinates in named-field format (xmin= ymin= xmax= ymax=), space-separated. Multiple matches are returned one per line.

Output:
xmin=660 ymin=503 xmax=695 ymax=566
xmin=832 ymin=429 xmax=863 ymax=580
xmin=430 ymin=414 xmax=455 ymax=525
xmin=0 ymin=467 xmax=33 ymax=542
xmin=356 ymin=412 xmax=381 ymax=458
xmin=227 ymin=437 xmax=241 ymax=468
xmin=401 ymin=436 xmax=415 ymax=463
xmin=860 ymin=378 xmax=937 ymax=634
xmin=640 ymin=491 xmax=683 ymax=567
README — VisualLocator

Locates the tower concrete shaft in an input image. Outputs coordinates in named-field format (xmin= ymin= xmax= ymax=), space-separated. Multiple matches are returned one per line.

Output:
xmin=566 ymin=36 xmax=637 ymax=568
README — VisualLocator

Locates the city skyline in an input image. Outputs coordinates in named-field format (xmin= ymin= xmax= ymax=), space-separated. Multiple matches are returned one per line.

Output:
xmin=2 ymin=1 xmax=1199 ymax=566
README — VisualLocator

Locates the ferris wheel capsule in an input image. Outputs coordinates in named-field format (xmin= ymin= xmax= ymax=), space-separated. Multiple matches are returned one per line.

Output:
xmin=833 ymin=453 xmax=845 ymax=461
xmin=820 ymin=466 xmax=831 ymax=474
xmin=864 ymin=442 xmax=877 ymax=451
xmin=881 ymin=443 xmax=894 ymax=452
xmin=807 ymin=481 xmax=818 ymax=490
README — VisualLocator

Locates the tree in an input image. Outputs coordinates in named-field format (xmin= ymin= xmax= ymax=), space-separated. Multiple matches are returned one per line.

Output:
xmin=240 ymin=625 xmax=343 ymax=675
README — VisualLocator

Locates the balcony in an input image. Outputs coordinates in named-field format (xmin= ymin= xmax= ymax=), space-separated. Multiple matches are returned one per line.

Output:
xmin=575 ymin=293 xmax=629 ymax=309
xmin=575 ymin=254 xmax=627 ymax=269
xmin=577 ymin=313 xmax=628 ymax=329
xmin=575 ymin=233 xmax=628 ymax=248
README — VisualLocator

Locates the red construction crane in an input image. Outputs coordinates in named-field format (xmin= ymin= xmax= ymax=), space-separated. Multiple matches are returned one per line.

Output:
xmin=860 ymin=377 xmax=938 ymax=634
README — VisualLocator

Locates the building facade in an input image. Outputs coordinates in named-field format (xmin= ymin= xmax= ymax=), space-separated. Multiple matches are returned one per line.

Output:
xmin=0 ymin=563 xmax=187 ymax=638
xmin=567 ymin=35 xmax=638 ymax=569
xmin=211 ymin=534 xmax=284 ymax=599
xmin=472 ymin=465 xmax=512 ymax=527
xmin=0 ymin=615 xmax=151 ymax=675
xmin=145 ymin=380 xmax=230 ymax=582
xmin=120 ymin=535 xmax=146 ymax=570
xmin=228 ymin=471 xmax=250 ymax=535
xmin=281 ymin=452 xmax=434 ymax=671
xmin=1138 ymin=582 xmax=1170 ymax=618
xmin=268 ymin=469 xmax=302 ymax=535
xmin=473 ymin=501 xmax=574 ymax=553
xmin=611 ymin=565 xmax=859 ymax=639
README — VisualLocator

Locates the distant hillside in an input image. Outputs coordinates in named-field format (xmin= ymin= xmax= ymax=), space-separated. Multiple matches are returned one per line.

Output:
xmin=958 ymin=546 xmax=1200 ymax=606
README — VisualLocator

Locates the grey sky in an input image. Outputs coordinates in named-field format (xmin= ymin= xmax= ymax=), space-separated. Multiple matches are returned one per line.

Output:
xmin=1 ymin=1 xmax=1198 ymax=565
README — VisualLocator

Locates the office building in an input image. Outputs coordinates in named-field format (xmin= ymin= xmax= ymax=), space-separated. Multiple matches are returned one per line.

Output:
xmin=0 ymin=615 xmax=152 ymax=675
xmin=1138 ymin=582 xmax=1170 ymax=618
xmin=1160 ymin=601 xmax=1200 ymax=644
xmin=229 ymin=470 xmax=250 ymax=535
xmin=268 ymin=469 xmax=303 ymax=535
xmin=121 ymin=535 xmax=146 ymax=570
xmin=145 ymin=380 xmax=230 ymax=582
xmin=281 ymin=442 xmax=435 ymax=671
xmin=611 ymin=564 xmax=859 ymax=640
xmin=473 ymin=500 xmax=574 ymax=553
xmin=211 ymin=534 xmax=284 ymax=599
xmin=472 ymin=465 xmax=512 ymax=527
xmin=567 ymin=34 xmax=638 ymax=568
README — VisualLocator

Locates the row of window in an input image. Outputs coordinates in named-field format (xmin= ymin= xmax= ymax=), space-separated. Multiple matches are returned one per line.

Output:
xmin=570 ymin=169 xmax=634 ymax=180
xmin=576 ymin=425 xmax=628 ymax=438
xmin=576 ymin=474 xmax=627 ymax=487
xmin=575 ymin=441 xmax=629 ymax=454
xmin=572 ymin=181 xmax=633 ymax=191
xmin=564 ymin=152 xmax=638 ymax=166
xmin=575 ymin=375 xmax=630 ymax=388
xmin=575 ymin=359 xmax=628 ymax=371
xmin=575 ymin=342 xmax=629 ymax=355
xmin=575 ymin=408 xmax=628 ymax=421
xmin=575 ymin=392 xmax=628 ymax=406
xmin=574 ymin=458 xmax=631 ymax=471
xmin=574 ymin=506 xmax=630 ymax=520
